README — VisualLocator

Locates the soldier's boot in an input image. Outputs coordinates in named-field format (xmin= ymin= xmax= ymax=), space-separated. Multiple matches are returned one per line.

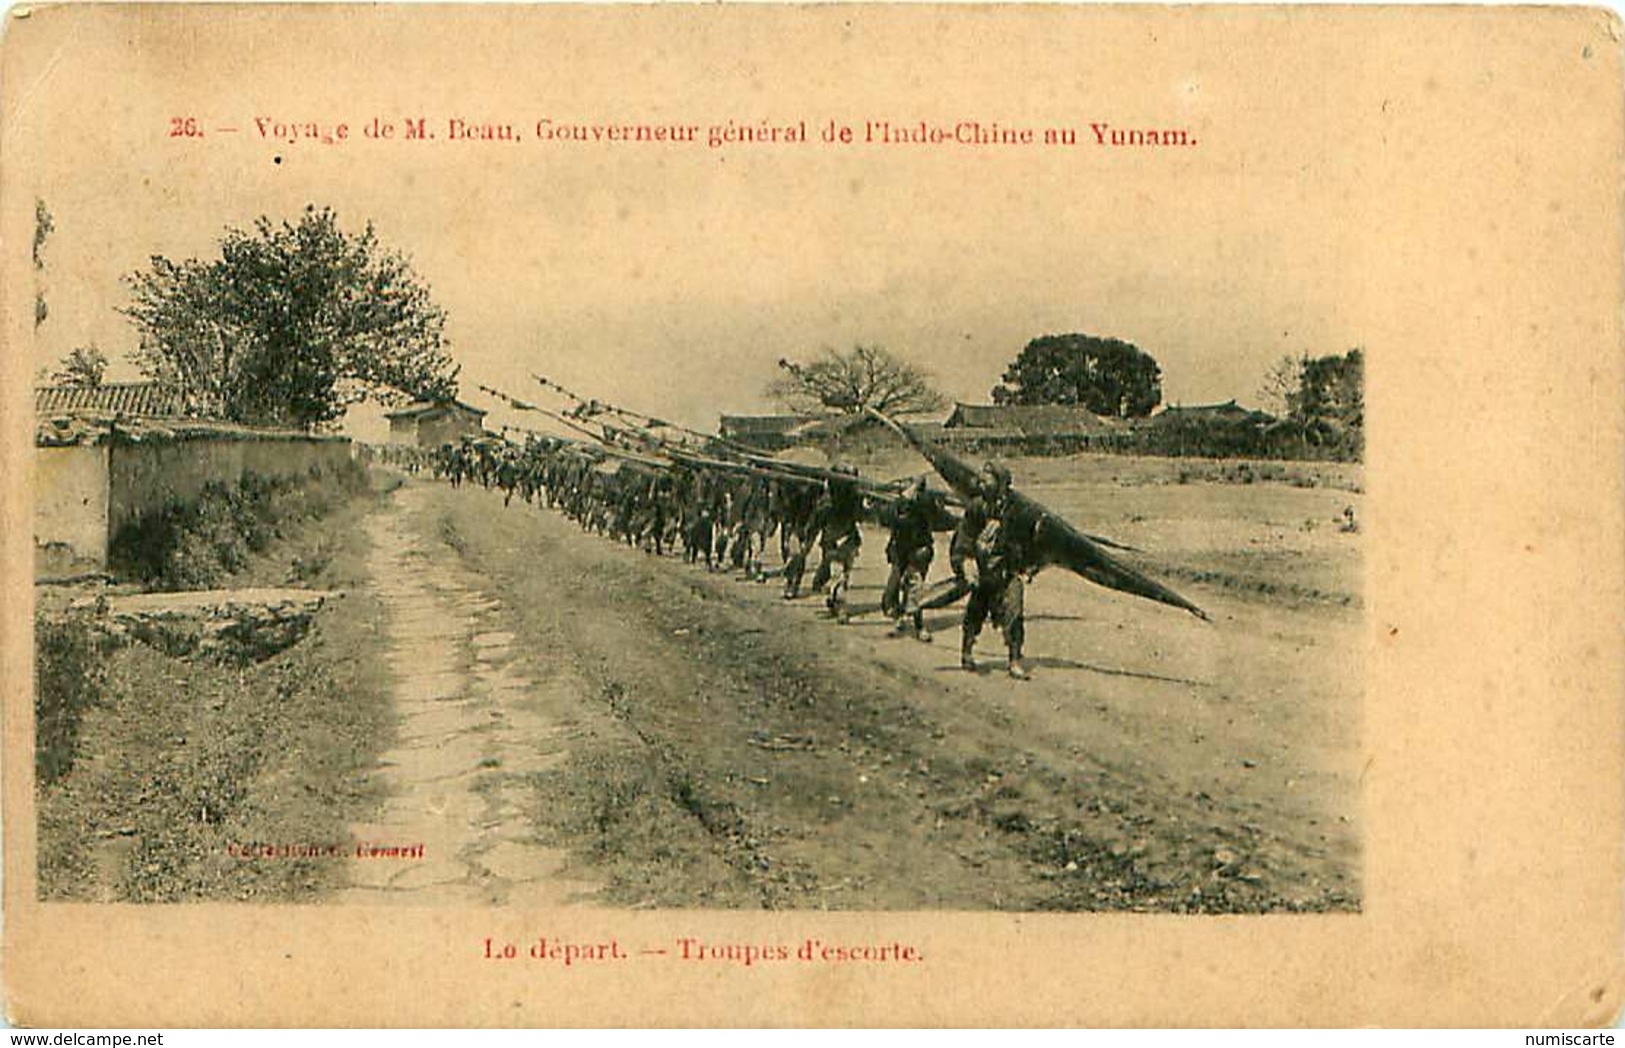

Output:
xmin=1007 ymin=647 xmax=1030 ymax=680
xmin=914 ymin=612 xmax=932 ymax=643
xmin=831 ymin=581 xmax=850 ymax=624
xmin=960 ymin=634 xmax=977 ymax=672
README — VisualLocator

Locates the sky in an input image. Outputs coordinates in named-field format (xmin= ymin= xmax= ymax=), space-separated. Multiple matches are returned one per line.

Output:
xmin=14 ymin=6 xmax=1371 ymax=436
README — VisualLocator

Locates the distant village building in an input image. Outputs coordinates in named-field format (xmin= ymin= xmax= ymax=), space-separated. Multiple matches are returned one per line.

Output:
xmin=34 ymin=382 xmax=349 ymax=577
xmin=945 ymin=402 xmax=1117 ymax=435
xmin=720 ymin=403 xmax=1130 ymax=457
xmin=714 ymin=396 xmax=1348 ymax=464
xmin=719 ymin=412 xmax=925 ymax=456
xmin=1141 ymin=399 xmax=1270 ymax=427
xmin=942 ymin=402 xmax=1124 ymax=452
xmin=384 ymin=399 xmax=487 ymax=448
xmin=1134 ymin=399 xmax=1277 ymax=458
xmin=34 ymin=381 xmax=186 ymax=418
xmin=717 ymin=414 xmax=810 ymax=452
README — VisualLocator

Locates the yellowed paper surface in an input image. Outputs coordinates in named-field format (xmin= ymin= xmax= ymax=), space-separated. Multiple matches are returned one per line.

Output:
xmin=3 ymin=3 xmax=1622 ymax=1027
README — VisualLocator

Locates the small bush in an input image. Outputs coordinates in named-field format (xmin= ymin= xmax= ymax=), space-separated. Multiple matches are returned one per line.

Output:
xmin=288 ymin=545 xmax=333 ymax=584
xmin=109 ymin=463 xmax=365 ymax=589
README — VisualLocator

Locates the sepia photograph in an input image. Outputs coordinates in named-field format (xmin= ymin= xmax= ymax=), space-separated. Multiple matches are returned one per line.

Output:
xmin=4 ymin=3 xmax=1618 ymax=1028
xmin=25 ymin=33 xmax=1361 ymax=917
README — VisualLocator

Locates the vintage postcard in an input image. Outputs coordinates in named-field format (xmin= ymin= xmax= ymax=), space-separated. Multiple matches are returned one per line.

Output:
xmin=3 ymin=3 xmax=1621 ymax=1028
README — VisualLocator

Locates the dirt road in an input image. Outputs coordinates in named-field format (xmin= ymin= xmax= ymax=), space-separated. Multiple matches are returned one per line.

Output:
xmin=351 ymin=471 xmax=1360 ymax=912
xmin=333 ymin=494 xmax=601 ymax=905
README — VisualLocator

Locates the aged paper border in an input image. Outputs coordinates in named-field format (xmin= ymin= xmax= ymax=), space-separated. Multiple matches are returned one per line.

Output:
xmin=3 ymin=4 xmax=1622 ymax=1027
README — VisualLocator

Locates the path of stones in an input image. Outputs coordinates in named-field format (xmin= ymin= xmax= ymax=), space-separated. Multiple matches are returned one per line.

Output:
xmin=334 ymin=486 xmax=599 ymax=905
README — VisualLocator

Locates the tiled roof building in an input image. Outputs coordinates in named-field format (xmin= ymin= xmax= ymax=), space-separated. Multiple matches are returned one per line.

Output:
xmin=34 ymin=382 xmax=186 ymax=418
xmin=945 ymin=402 xmax=1119 ymax=438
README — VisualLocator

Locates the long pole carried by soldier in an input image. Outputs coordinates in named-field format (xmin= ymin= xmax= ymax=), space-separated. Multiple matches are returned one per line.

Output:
xmin=865 ymin=406 xmax=1207 ymax=679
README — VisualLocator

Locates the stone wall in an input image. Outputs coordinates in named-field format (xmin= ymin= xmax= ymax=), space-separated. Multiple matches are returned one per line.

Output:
xmin=35 ymin=426 xmax=352 ymax=575
xmin=104 ymin=433 xmax=351 ymax=540
xmin=34 ymin=444 xmax=112 ymax=575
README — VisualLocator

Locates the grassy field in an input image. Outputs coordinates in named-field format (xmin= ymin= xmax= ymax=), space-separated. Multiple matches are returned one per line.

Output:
xmin=35 ymin=474 xmax=396 ymax=902
xmin=847 ymin=446 xmax=1363 ymax=608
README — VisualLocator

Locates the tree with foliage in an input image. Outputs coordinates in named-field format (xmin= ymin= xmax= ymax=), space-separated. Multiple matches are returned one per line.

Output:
xmin=1297 ymin=348 xmax=1363 ymax=429
xmin=51 ymin=346 xmax=108 ymax=388
xmin=1256 ymin=347 xmax=1364 ymax=459
xmin=123 ymin=205 xmax=457 ymax=429
xmin=991 ymin=333 xmax=1162 ymax=418
xmin=1259 ymin=348 xmax=1364 ymax=425
xmin=770 ymin=344 xmax=948 ymax=417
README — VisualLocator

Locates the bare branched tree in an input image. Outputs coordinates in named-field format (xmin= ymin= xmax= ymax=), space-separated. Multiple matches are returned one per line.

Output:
xmin=1257 ymin=354 xmax=1304 ymax=417
xmin=769 ymin=344 xmax=948 ymax=417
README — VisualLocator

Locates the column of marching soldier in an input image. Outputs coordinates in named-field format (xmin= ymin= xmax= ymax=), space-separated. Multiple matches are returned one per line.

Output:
xmin=392 ymin=429 xmax=1039 ymax=679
